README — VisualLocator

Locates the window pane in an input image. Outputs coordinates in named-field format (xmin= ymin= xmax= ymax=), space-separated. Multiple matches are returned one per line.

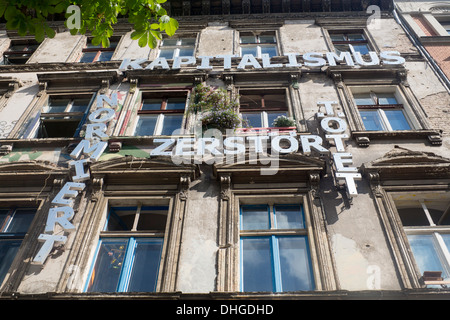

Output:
xmin=166 ymin=97 xmax=186 ymax=110
xmin=127 ymin=239 xmax=163 ymax=292
xmin=179 ymin=48 xmax=194 ymax=56
xmin=162 ymin=39 xmax=178 ymax=46
xmin=408 ymin=234 xmax=448 ymax=278
xmin=261 ymin=45 xmax=277 ymax=57
xmin=268 ymin=112 xmax=287 ymax=127
xmin=241 ymin=205 xmax=270 ymax=230
xmin=70 ymin=98 xmax=90 ymax=113
xmin=263 ymin=94 xmax=286 ymax=108
xmin=241 ymin=46 xmax=258 ymax=57
xmin=6 ymin=209 xmax=35 ymax=233
xmin=135 ymin=115 xmax=158 ymax=136
xmin=240 ymin=36 xmax=257 ymax=44
xmin=397 ymin=207 xmax=430 ymax=226
xmin=351 ymin=44 xmax=370 ymax=55
xmin=330 ymin=34 xmax=345 ymax=41
xmin=384 ymin=110 xmax=411 ymax=131
xmin=106 ymin=209 xmax=136 ymax=231
xmin=44 ymin=98 xmax=70 ymax=113
xmin=159 ymin=48 xmax=174 ymax=60
xmin=347 ymin=33 xmax=365 ymax=41
xmin=79 ymin=52 xmax=97 ymax=63
xmin=279 ymin=236 xmax=314 ymax=291
xmin=334 ymin=44 xmax=350 ymax=54
xmin=142 ymin=99 xmax=162 ymax=111
xmin=441 ymin=234 xmax=450 ymax=259
xmin=274 ymin=205 xmax=304 ymax=229
xmin=87 ymin=239 xmax=128 ymax=292
xmin=0 ymin=240 xmax=22 ymax=284
xmin=377 ymin=94 xmax=398 ymax=105
xmin=180 ymin=38 xmax=196 ymax=46
xmin=240 ymin=94 xmax=261 ymax=109
xmin=136 ymin=207 xmax=168 ymax=231
xmin=160 ymin=114 xmax=183 ymax=136
xmin=242 ymin=113 xmax=262 ymax=128
xmin=359 ymin=110 xmax=384 ymax=131
xmin=98 ymin=51 xmax=114 ymax=62
xmin=259 ymin=35 xmax=276 ymax=44
xmin=241 ymin=238 xmax=274 ymax=292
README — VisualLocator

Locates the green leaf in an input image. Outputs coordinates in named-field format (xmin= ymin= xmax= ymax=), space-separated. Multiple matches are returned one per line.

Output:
xmin=148 ymin=32 xmax=157 ymax=49
xmin=35 ymin=25 xmax=45 ymax=43
xmin=138 ymin=32 xmax=148 ymax=47
xmin=101 ymin=36 xmax=110 ymax=48
xmin=164 ymin=17 xmax=178 ymax=36
xmin=45 ymin=26 xmax=56 ymax=38
xmin=4 ymin=6 xmax=17 ymax=21
xmin=150 ymin=30 xmax=161 ymax=40
xmin=130 ymin=29 xmax=146 ymax=40
xmin=150 ymin=23 xmax=160 ymax=30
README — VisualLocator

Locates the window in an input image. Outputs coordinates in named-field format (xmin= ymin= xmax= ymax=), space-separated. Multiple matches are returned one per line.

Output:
xmin=438 ymin=20 xmax=450 ymax=35
xmin=393 ymin=195 xmax=450 ymax=284
xmin=2 ymin=39 xmax=39 ymax=65
xmin=0 ymin=208 xmax=36 ymax=284
xmin=239 ymin=89 xmax=288 ymax=129
xmin=239 ymin=32 xmax=278 ymax=58
xmin=79 ymin=38 xmax=119 ymax=63
xmin=37 ymin=95 xmax=93 ymax=138
xmin=240 ymin=204 xmax=314 ymax=292
xmin=134 ymin=92 xmax=187 ymax=136
xmin=329 ymin=32 xmax=370 ymax=55
xmin=158 ymin=38 xmax=196 ymax=60
xmin=85 ymin=204 xmax=168 ymax=292
xmin=353 ymin=91 xmax=412 ymax=131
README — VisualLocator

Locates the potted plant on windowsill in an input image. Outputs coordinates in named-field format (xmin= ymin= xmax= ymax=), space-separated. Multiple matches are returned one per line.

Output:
xmin=271 ymin=115 xmax=296 ymax=130
xmin=190 ymin=84 xmax=247 ymax=133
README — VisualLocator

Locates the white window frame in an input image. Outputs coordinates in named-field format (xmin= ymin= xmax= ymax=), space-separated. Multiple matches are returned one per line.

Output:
xmin=239 ymin=33 xmax=278 ymax=58
xmin=351 ymin=86 xmax=419 ymax=132
xmin=391 ymin=193 xmax=450 ymax=286
xmin=158 ymin=37 xmax=196 ymax=60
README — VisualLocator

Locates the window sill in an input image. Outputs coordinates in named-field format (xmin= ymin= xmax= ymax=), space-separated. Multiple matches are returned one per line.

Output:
xmin=235 ymin=126 xmax=297 ymax=134
xmin=351 ymin=129 xmax=442 ymax=147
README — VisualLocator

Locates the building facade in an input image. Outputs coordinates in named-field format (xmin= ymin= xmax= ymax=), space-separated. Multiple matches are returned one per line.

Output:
xmin=394 ymin=0 xmax=450 ymax=91
xmin=0 ymin=0 xmax=449 ymax=300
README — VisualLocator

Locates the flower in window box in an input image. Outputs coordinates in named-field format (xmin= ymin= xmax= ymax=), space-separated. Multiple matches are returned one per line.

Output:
xmin=190 ymin=84 xmax=246 ymax=132
xmin=272 ymin=115 xmax=295 ymax=128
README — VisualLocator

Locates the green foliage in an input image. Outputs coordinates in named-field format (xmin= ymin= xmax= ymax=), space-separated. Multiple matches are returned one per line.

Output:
xmin=0 ymin=0 xmax=179 ymax=48
xmin=190 ymin=84 xmax=246 ymax=132
xmin=271 ymin=115 xmax=296 ymax=128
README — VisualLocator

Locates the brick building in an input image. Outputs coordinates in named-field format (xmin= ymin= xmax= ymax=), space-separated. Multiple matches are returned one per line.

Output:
xmin=395 ymin=0 xmax=450 ymax=91
xmin=0 ymin=0 xmax=449 ymax=301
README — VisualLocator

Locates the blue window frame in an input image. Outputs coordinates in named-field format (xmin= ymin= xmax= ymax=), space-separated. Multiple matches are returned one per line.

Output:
xmin=239 ymin=204 xmax=314 ymax=292
xmin=85 ymin=205 xmax=168 ymax=292
xmin=0 ymin=208 xmax=36 ymax=285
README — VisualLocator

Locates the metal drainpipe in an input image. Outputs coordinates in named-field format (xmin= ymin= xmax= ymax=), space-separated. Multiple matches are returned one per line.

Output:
xmin=392 ymin=3 xmax=450 ymax=93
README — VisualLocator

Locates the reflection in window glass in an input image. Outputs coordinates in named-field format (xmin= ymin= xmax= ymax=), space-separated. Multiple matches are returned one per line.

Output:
xmin=279 ymin=236 xmax=314 ymax=291
xmin=241 ymin=206 xmax=270 ymax=230
xmin=127 ymin=239 xmax=163 ymax=292
xmin=160 ymin=114 xmax=183 ymax=136
xmin=135 ymin=115 xmax=158 ymax=136
xmin=241 ymin=237 xmax=274 ymax=292
xmin=87 ymin=239 xmax=128 ymax=292
xmin=408 ymin=234 xmax=448 ymax=279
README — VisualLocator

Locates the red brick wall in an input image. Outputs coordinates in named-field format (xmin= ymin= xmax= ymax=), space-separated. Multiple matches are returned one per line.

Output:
xmin=423 ymin=44 xmax=450 ymax=79
xmin=412 ymin=15 xmax=437 ymax=36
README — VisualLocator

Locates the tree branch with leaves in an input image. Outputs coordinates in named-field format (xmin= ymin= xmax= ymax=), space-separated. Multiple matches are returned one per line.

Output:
xmin=0 ymin=0 xmax=178 ymax=48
